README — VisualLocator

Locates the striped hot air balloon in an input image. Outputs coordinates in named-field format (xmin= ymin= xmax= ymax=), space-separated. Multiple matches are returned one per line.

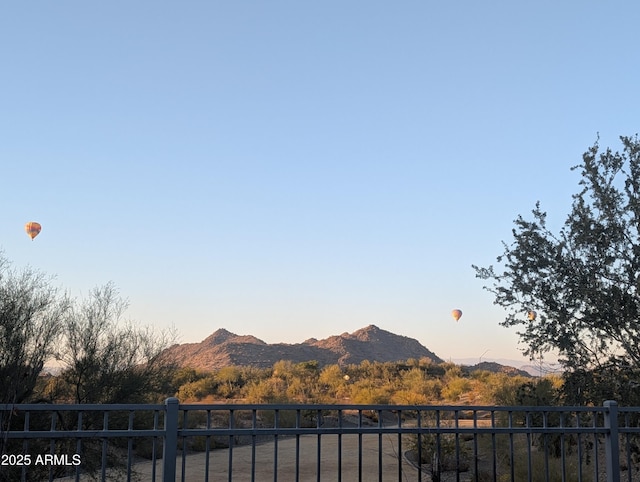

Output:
xmin=451 ymin=309 xmax=462 ymax=322
xmin=25 ymin=222 xmax=42 ymax=240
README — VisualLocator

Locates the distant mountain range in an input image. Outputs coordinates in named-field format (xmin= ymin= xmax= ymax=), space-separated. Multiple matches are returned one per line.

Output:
xmin=163 ymin=324 xmax=443 ymax=370
xmin=162 ymin=324 xmax=530 ymax=376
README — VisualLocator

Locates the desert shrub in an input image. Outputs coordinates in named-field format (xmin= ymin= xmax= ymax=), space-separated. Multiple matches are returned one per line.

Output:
xmin=350 ymin=381 xmax=391 ymax=404
xmin=176 ymin=375 xmax=218 ymax=401
xmin=420 ymin=379 xmax=443 ymax=402
xmin=244 ymin=378 xmax=289 ymax=403
xmin=442 ymin=363 xmax=463 ymax=380
xmin=488 ymin=373 xmax=530 ymax=406
xmin=171 ymin=367 xmax=203 ymax=388
xmin=215 ymin=366 xmax=245 ymax=397
xmin=391 ymin=389 xmax=429 ymax=405
xmin=318 ymin=364 xmax=350 ymax=400
xmin=424 ymin=363 xmax=446 ymax=378
xmin=400 ymin=367 xmax=426 ymax=389
xmin=441 ymin=376 xmax=471 ymax=402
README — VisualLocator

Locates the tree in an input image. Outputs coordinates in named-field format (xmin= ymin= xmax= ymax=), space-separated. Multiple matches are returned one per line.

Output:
xmin=0 ymin=255 xmax=68 ymax=404
xmin=58 ymin=283 xmax=177 ymax=404
xmin=0 ymin=256 xmax=68 ymax=480
xmin=318 ymin=364 xmax=349 ymax=400
xmin=0 ymin=260 xmax=177 ymax=479
xmin=474 ymin=135 xmax=640 ymax=374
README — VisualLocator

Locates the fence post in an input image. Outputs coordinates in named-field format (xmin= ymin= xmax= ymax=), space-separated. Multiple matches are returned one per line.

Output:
xmin=603 ymin=400 xmax=620 ymax=482
xmin=163 ymin=397 xmax=179 ymax=482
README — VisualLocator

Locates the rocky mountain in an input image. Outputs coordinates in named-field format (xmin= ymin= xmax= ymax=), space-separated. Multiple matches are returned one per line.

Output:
xmin=163 ymin=324 xmax=443 ymax=371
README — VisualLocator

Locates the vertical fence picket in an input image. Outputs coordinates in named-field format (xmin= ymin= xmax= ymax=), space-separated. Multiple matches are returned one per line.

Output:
xmin=163 ymin=397 xmax=179 ymax=482
xmin=101 ymin=411 xmax=108 ymax=482
xmin=604 ymin=401 xmax=620 ymax=482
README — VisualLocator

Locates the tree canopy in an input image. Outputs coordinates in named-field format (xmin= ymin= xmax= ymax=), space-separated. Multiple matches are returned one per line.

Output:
xmin=0 ymin=256 xmax=68 ymax=404
xmin=0 ymin=254 xmax=176 ymax=406
xmin=474 ymin=135 xmax=640 ymax=374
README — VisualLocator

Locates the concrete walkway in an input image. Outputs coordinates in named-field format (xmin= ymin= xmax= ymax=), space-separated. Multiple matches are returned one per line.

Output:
xmin=134 ymin=432 xmax=419 ymax=481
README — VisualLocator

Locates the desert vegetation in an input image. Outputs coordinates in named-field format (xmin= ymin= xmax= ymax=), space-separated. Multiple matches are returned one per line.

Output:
xmin=168 ymin=358 xmax=554 ymax=406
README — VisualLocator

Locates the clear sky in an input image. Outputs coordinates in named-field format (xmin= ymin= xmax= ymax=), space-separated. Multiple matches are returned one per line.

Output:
xmin=2 ymin=2 xmax=639 ymax=364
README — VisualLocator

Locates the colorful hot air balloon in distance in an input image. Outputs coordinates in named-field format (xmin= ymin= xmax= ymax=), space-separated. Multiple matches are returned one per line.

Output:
xmin=527 ymin=310 xmax=537 ymax=321
xmin=451 ymin=309 xmax=462 ymax=322
xmin=25 ymin=222 xmax=42 ymax=240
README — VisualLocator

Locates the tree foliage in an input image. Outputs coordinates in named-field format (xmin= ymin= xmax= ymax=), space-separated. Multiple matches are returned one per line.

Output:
xmin=0 ymin=259 xmax=177 ymax=479
xmin=0 ymin=255 xmax=68 ymax=404
xmin=0 ymin=255 xmax=176 ymax=407
xmin=58 ymin=283 xmax=177 ymax=404
xmin=474 ymin=135 xmax=640 ymax=373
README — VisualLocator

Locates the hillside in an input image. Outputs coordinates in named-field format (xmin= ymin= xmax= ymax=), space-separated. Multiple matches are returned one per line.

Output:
xmin=464 ymin=361 xmax=531 ymax=378
xmin=163 ymin=324 xmax=443 ymax=371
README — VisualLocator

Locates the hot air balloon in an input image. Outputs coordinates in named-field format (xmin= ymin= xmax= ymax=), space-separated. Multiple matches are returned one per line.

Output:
xmin=527 ymin=310 xmax=537 ymax=321
xmin=25 ymin=222 xmax=42 ymax=240
xmin=451 ymin=309 xmax=462 ymax=322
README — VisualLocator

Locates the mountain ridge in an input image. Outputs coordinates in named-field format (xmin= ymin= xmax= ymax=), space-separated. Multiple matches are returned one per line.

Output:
xmin=163 ymin=324 xmax=443 ymax=371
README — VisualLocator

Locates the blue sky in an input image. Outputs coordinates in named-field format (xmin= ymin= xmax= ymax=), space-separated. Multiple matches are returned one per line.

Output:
xmin=2 ymin=2 xmax=639 ymax=363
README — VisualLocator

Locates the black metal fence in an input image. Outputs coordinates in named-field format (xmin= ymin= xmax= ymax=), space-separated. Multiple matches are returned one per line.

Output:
xmin=1 ymin=399 xmax=639 ymax=481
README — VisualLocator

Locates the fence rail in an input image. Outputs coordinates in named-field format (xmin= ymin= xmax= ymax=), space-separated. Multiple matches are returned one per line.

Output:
xmin=1 ymin=399 xmax=639 ymax=482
